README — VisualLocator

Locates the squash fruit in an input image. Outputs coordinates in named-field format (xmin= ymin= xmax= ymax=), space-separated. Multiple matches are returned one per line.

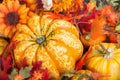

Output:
xmin=12 ymin=13 xmax=83 ymax=78
xmin=85 ymin=43 xmax=120 ymax=80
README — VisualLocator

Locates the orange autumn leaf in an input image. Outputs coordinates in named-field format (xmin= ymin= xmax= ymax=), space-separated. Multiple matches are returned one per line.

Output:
xmin=90 ymin=15 xmax=106 ymax=43
xmin=45 ymin=12 xmax=72 ymax=21
xmin=75 ymin=47 xmax=92 ymax=71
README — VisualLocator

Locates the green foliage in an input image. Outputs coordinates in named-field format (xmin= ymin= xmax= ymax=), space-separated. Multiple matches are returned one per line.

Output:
xmin=19 ymin=66 xmax=32 ymax=78
xmin=115 ymin=24 xmax=120 ymax=31
xmin=8 ymin=66 xmax=32 ymax=80
xmin=106 ymin=0 xmax=120 ymax=10
xmin=115 ymin=24 xmax=120 ymax=33
xmin=8 ymin=69 xmax=18 ymax=80
xmin=60 ymin=71 xmax=75 ymax=80
xmin=107 ymin=0 xmax=119 ymax=7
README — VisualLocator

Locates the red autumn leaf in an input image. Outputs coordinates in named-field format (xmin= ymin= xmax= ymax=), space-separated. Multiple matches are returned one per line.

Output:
xmin=42 ymin=69 xmax=49 ymax=80
xmin=9 ymin=41 xmax=16 ymax=51
xmin=31 ymin=61 xmax=42 ymax=72
xmin=36 ymin=0 xmax=43 ymax=9
xmin=75 ymin=47 xmax=92 ymax=71
xmin=1 ymin=54 xmax=12 ymax=72
xmin=0 ymin=70 xmax=9 ymax=80
xmin=110 ymin=34 xmax=117 ymax=43
xmin=16 ymin=58 xmax=28 ymax=69
xmin=0 ymin=55 xmax=12 ymax=80
xmin=30 ymin=61 xmax=49 ymax=80
xmin=74 ymin=5 xmax=101 ymax=32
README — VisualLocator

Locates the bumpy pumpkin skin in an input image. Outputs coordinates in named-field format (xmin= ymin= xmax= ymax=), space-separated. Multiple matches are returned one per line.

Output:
xmin=12 ymin=14 xmax=83 ymax=78
xmin=85 ymin=43 xmax=120 ymax=80
xmin=71 ymin=70 xmax=93 ymax=80
xmin=0 ymin=38 xmax=8 ymax=55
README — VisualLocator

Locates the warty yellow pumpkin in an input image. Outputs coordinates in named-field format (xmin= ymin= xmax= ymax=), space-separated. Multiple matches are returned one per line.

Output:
xmin=12 ymin=13 xmax=83 ymax=79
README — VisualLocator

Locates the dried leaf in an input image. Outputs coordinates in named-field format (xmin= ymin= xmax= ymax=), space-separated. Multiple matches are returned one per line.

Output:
xmin=75 ymin=47 xmax=92 ymax=71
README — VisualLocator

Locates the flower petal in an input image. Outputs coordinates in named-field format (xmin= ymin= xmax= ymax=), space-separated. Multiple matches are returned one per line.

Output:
xmin=0 ymin=4 xmax=9 ymax=14
xmin=0 ymin=12 xmax=5 ymax=18
xmin=3 ymin=26 xmax=11 ymax=37
xmin=18 ymin=5 xmax=27 ymax=14
xmin=13 ymin=0 xmax=20 ymax=11
xmin=7 ymin=0 xmax=14 ymax=12
xmin=0 ymin=18 xmax=4 ymax=23
xmin=0 ymin=24 xmax=7 ymax=33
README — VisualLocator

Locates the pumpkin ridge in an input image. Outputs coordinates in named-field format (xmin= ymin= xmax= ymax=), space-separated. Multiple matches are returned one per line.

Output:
xmin=36 ymin=45 xmax=59 ymax=78
xmin=112 ymin=58 xmax=120 ymax=65
xmin=43 ymin=20 xmax=57 ymax=37
xmin=49 ymin=27 xmax=79 ymax=39
xmin=23 ymin=44 xmax=39 ymax=65
xmin=48 ymin=38 xmax=79 ymax=56
xmin=34 ymin=45 xmax=41 ymax=63
xmin=15 ymin=32 xmax=36 ymax=41
xmin=46 ymin=40 xmax=75 ymax=72
xmin=27 ymin=25 xmax=39 ymax=36
xmin=39 ymin=16 xmax=54 ymax=36
xmin=44 ymin=46 xmax=59 ymax=69
xmin=50 ymin=20 xmax=79 ymax=37
xmin=51 ymin=29 xmax=82 ymax=52
xmin=14 ymin=41 xmax=36 ymax=63
xmin=43 ymin=19 xmax=79 ymax=39
xmin=47 ymin=38 xmax=76 ymax=62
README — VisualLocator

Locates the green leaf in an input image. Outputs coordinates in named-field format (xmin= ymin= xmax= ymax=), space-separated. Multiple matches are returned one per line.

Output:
xmin=106 ymin=0 xmax=119 ymax=7
xmin=19 ymin=66 xmax=32 ymax=78
xmin=115 ymin=24 xmax=120 ymax=31
xmin=92 ymin=49 xmax=100 ymax=54
xmin=60 ymin=71 xmax=75 ymax=80
xmin=8 ymin=69 xmax=18 ymax=80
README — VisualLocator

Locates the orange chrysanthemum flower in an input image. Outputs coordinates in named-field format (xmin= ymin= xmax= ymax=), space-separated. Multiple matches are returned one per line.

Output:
xmin=14 ymin=74 xmax=24 ymax=80
xmin=52 ymin=0 xmax=74 ymax=13
xmin=0 ymin=0 xmax=29 ymax=38
xmin=19 ymin=0 xmax=36 ymax=11
xmin=30 ymin=71 xmax=42 ymax=80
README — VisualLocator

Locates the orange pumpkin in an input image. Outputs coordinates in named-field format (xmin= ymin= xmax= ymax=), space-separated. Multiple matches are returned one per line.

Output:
xmin=85 ymin=43 xmax=120 ymax=80
xmin=12 ymin=13 xmax=83 ymax=78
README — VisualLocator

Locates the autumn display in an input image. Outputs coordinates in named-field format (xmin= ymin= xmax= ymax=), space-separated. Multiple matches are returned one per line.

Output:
xmin=0 ymin=0 xmax=119 ymax=80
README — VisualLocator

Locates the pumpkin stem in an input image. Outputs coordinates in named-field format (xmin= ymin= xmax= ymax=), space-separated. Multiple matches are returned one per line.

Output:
xmin=36 ymin=35 xmax=46 ymax=45
xmin=99 ymin=43 xmax=114 ymax=59
xmin=99 ymin=43 xmax=109 ymax=54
